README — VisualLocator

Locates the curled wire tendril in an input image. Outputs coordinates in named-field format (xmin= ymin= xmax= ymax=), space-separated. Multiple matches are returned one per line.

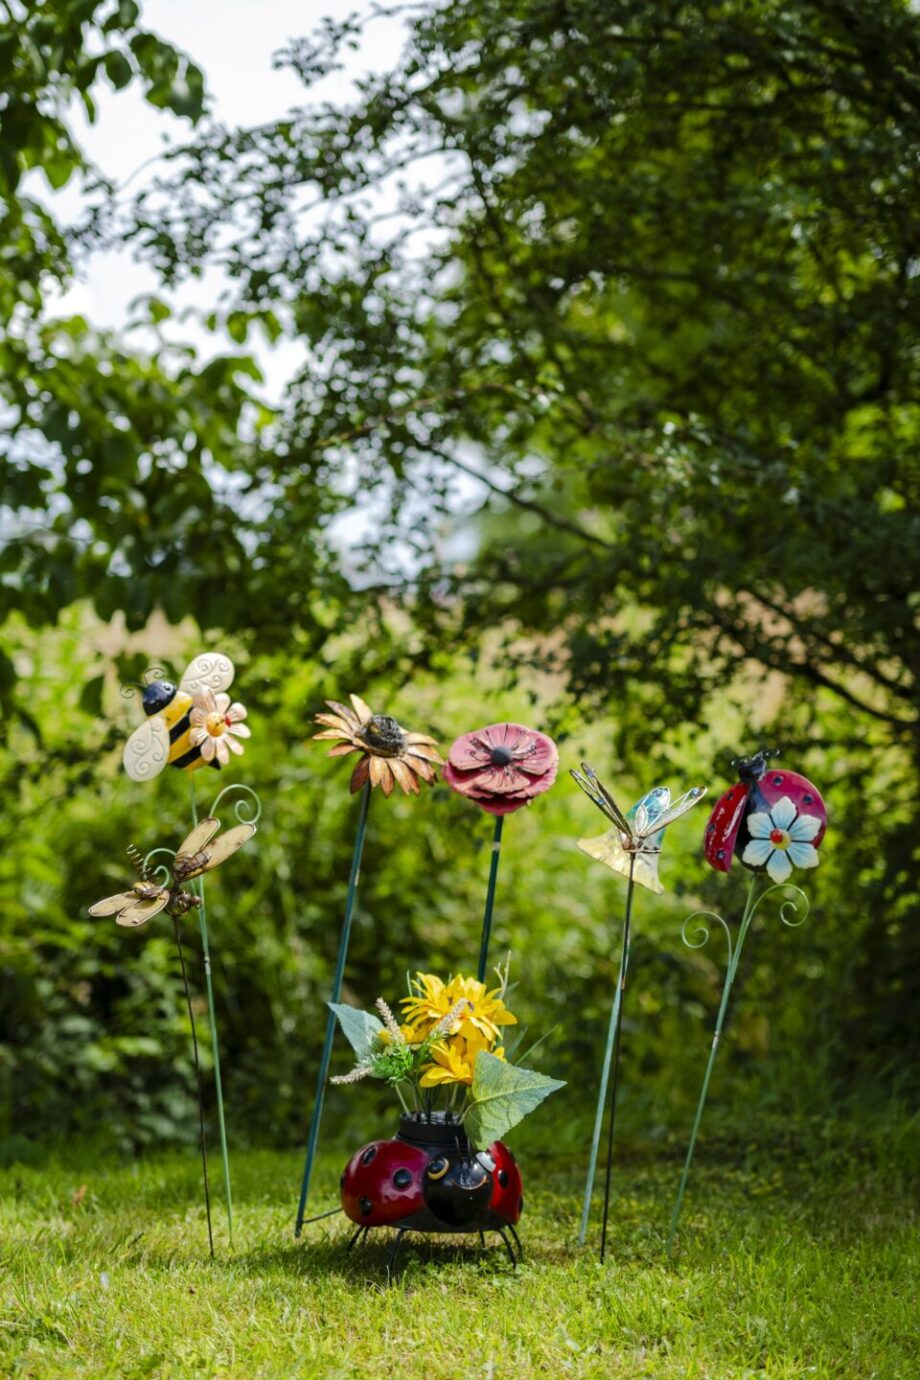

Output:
xmin=208 ymin=783 xmax=262 ymax=826
xmin=141 ymin=847 xmax=175 ymax=887
xmin=748 ymin=881 xmax=810 ymax=931
xmin=680 ymin=909 xmax=733 ymax=968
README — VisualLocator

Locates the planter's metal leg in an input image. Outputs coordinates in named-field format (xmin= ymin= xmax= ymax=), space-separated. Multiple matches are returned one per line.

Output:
xmin=508 ymin=1223 xmax=524 ymax=1262
xmin=386 ymin=1228 xmax=407 ymax=1280
xmin=497 ymin=1228 xmax=517 ymax=1268
xmin=345 ymin=1225 xmax=363 ymax=1252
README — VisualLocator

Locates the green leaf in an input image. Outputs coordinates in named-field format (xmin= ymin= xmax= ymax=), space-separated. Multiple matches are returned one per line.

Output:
xmin=328 ymin=1003 xmax=383 ymax=1064
xmin=78 ymin=673 xmax=105 ymax=717
xmin=465 ymin=1052 xmax=565 ymax=1148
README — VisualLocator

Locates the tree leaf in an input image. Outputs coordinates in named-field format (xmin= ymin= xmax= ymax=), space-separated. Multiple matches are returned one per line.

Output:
xmin=328 ymin=1003 xmax=383 ymax=1064
xmin=465 ymin=1052 xmax=565 ymax=1148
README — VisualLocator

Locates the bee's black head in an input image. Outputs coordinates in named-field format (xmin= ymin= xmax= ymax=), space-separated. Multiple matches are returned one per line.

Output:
xmin=142 ymin=680 xmax=177 ymax=716
xmin=733 ymin=747 xmax=780 ymax=785
xmin=422 ymin=1149 xmax=493 ymax=1227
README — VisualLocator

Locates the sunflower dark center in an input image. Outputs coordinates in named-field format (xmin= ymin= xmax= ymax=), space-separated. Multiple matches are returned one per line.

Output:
xmin=489 ymin=744 xmax=514 ymax=766
xmin=358 ymin=714 xmax=407 ymax=758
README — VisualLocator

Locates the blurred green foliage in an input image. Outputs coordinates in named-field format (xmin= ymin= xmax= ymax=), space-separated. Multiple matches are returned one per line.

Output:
xmin=1 ymin=0 xmax=918 ymax=1153
xmin=1 ymin=613 xmax=911 ymax=1155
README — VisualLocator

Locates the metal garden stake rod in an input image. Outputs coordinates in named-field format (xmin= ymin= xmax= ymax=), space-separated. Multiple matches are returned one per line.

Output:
xmin=476 ymin=814 xmax=504 ymax=983
xmin=666 ymin=874 xmax=809 ymax=1253
xmin=578 ymin=858 xmax=635 ymax=1248
xmin=296 ymin=780 xmax=372 ymax=1235
xmin=172 ymin=913 xmax=214 ymax=1259
xmin=599 ymin=854 xmax=635 ymax=1263
xmin=188 ymin=783 xmax=235 ymax=1249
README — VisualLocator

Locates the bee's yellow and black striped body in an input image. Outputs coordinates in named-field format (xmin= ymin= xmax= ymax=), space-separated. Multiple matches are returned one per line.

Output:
xmin=143 ymin=681 xmax=213 ymax=774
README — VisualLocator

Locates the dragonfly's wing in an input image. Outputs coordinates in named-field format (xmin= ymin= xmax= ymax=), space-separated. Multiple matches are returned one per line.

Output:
xmin=571 ymin=763 xmax=633 ymax=837
xmin=179 ymin=653 xmax=235 ymax=697
xmin=89 ymin=891 xmax=138 ymax=917
xmin=180 ymin=822 xmax=256 ymax=879
xmin=577 ymin=827 xmax=664 ymax=895
xmin=637 ymin=786 xmax=707 ymax=838
xmin=115 ymin=893 xmax=170 ymax=927
xmin=123 ymin=717 xmax=169 ymax=783
xmin=176 ymin=816 xmax=221 ymax=859
xmin=116 ymin=892 xmax=170 ymax=927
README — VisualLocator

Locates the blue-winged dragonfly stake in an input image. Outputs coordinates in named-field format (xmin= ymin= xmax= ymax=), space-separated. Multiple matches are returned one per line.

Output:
xmin=89 ymin=814 xmax=256 ymax=1257
xmin=571 ymin=764 xmax=707 ymax=1260
xmin=121 ymin=653 xmax=254 ymax=1248
xmin=666 ymin=749 xmax=827 ymax=1253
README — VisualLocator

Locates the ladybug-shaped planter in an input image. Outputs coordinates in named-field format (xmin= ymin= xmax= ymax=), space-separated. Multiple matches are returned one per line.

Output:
xmin=340 ymin=1112 xmax=524 ymax=1272
xmin=704 ymin=749 xmax=827 ymax=873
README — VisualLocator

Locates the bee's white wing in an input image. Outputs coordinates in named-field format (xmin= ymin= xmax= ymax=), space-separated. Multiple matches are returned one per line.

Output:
xmin=180 ymin=653 xmax=235 ymax=697
xmin=123 ymin=717 xmax=170 ymax=782
xmin=577 ymin=828 xmax=664 ymax=895
xmin=116 ymin=893 xmax=170 ymax=927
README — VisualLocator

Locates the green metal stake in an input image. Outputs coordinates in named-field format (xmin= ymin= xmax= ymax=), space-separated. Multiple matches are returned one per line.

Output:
xmin=577 ymin=872 xmax=634 ymax=1247
xmin=666 ymin=872 xmax=759 ymax=1255
xmin=476 ymin=814 xmax=504 ymax=983
xmin=599 ymin=854 xmax=636 ymax=1262
xmin=189 ymin=783 xmax=234 ymax=1249
xmin=296 ymin=780 xmax=372 ymax=1236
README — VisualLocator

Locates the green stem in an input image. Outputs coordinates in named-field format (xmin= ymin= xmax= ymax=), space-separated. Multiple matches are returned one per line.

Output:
xmin=577 ymin=868 xmax=634 ymax=1247
xmin=189 ymin=783 xmax=234 ymax=1249
xmin=599 ymin=855 xmax=636 ymax=1263
xmin=173 ymin=913 xmax=214 ymax=1259
xmin=667 ymin=871 xmax=759 ymax=1255
xmin=295 ymin=781 xmax=371 ymax=1236
xmin=476 ymin=814 xmax=504 ymax=983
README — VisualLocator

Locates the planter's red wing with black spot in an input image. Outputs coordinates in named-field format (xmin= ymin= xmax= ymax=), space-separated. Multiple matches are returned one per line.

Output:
xmin=704 ymin=750 xmax=826 ymax=872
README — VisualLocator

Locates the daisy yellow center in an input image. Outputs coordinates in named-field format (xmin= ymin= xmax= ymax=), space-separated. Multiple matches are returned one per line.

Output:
xmin=769 ymin=827 xmax=790 ymax=849
xmin=204 ymin=711 xmax=229 ymax=737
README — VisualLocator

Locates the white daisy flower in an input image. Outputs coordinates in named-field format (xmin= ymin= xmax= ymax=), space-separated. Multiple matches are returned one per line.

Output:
xmin=741 ymin=795 xmax=821 ymax=884
xmin=189 ymin=689 xmax=251 ymax=767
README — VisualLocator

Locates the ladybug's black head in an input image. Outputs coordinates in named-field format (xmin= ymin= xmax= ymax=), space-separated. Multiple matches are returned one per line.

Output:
xmin=142 ymin=680 xmax=177 ymax=717
xmin=422 ymin=1149 xmax=492 ymax=1227
xmin=733 ymin=747 xmax=779 ymax=785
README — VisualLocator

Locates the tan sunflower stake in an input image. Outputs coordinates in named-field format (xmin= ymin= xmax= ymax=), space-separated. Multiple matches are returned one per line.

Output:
xmin=294 ymin=694 xmax=442 ymax=1236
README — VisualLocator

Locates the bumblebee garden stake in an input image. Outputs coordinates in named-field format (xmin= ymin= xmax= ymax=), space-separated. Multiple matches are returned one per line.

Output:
xmin=571 ymin=764 xmax=706 ymax=1258
xmin=122 ymin=653 xmax=253 ymax=1248
xmin=443 ymin=722 xmax=558 ymax=980
xmin=295 ymin=695 xmax=441 ymax=1236
xmin=89 ymin=815 xmax=256 ymax=1256
xmin=666 ymin=749 xmax=826 ymax=1254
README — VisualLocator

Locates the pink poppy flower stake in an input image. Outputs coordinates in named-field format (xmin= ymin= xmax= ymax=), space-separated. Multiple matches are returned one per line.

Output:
xmin=667 ymin=750 xmax=828 ymax=1254
xmin=443 ymin=723 xmax=559 ymax=979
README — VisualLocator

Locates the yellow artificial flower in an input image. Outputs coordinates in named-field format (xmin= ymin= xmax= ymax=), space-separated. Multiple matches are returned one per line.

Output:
xmin=401 ymin=971 xmax=518 ymax=1047
xmin=420 ymin=1033 xmax=507 ymax=1088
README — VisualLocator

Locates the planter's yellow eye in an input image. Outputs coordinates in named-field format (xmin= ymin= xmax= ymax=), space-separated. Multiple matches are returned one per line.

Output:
xmin=427 ymin=1156 xmax=449 ymax=1181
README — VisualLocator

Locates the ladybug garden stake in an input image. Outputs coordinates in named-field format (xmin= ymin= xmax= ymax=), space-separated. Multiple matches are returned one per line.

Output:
xmin=668 ymin=748 xmax=828 ymax=1252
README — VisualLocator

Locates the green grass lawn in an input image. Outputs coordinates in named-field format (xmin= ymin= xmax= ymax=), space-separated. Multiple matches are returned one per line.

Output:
xmin=2 ymin=1131 xmax=917 ymax=1379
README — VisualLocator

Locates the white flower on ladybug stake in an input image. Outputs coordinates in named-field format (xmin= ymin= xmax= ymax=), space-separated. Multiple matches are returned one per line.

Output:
xmin=741 ymin=795 xmax=821 ymax=884
xmin=189 ymin=689 xmax=251 ymax=766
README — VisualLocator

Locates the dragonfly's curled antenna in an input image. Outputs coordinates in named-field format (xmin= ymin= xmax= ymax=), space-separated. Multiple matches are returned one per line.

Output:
xmin=126 ymin=844 xmax=150 ymax=880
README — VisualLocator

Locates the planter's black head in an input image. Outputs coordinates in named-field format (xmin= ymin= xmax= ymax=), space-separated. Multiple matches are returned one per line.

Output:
xmin=422 ymin=1151 xmax=492 ymax=1227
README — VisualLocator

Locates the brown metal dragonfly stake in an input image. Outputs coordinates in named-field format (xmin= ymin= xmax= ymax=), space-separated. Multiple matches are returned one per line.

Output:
xmin=89 ymin=816 xmax=256 ymax=1256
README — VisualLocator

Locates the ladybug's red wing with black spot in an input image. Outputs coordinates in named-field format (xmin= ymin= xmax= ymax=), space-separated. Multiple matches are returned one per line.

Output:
xmin=704 ymin=750 xmax=826 ymax=872
xmin=487 ymin=1140 xmax=523 ymax=1226
xmin=704 ymin=781 xmax=751 ymax=872
xmin=341 ymin=1139 xmax=427 ymax=1227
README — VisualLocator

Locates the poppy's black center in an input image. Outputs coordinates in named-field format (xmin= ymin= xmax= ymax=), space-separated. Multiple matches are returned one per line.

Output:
xmin=489 ymin=744 xmax=514 ymax=766
xmin=358 ymin=714 xmax=407 ymax=758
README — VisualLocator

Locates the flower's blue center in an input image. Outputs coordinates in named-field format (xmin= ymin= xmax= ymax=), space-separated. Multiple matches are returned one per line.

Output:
xmin=490 ymin=745 xmax=513 ymax=766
